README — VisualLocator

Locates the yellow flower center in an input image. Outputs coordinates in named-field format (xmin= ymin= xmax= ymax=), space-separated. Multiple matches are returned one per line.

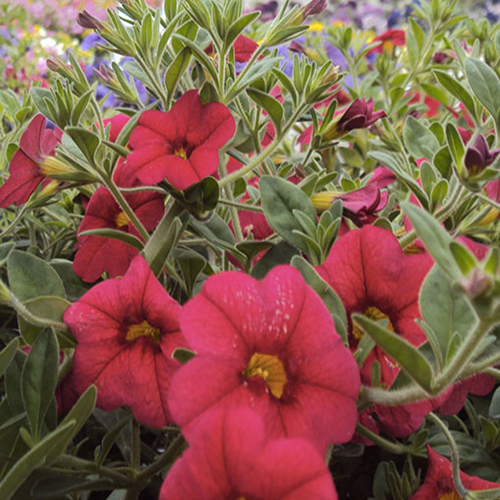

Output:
xmin=174 ymin=147 xmax=188 ymax=160
xmin=439 ymin=492 xmax=461 ymax=500
xmin=352 ymin=306 xmax=394 ymax=340
xmin=382 ymin=40 xmax=395 ymax=52
xmin=115 ymin=211 xmax=130 ymax=228
xmin=126 ymin=320 xmax=161 ymax=344
xmin=243 ymin=352 xmax=287 ymax=398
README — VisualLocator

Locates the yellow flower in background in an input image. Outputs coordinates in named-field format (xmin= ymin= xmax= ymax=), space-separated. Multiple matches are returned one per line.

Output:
xmin=309 ymin=21 xmax=325 ymax=31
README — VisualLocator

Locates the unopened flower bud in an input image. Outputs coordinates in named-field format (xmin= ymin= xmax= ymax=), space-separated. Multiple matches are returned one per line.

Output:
xmin=464 ymin=135 xmax=500 ymax=177
xmin=458 ymin=268 xmax=493 ymax=300
xmin=77 ymin=10 xmax=104 ymax=31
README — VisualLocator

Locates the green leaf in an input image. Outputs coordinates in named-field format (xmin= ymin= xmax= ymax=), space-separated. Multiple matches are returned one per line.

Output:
xmin=0 ymin=420 xmax=76 ymax=500
xmin=31 ymin=477 xmax=116 ymax=499
xmin=489 ymin=386 xmax=500 ymax=418
xmin=50 ymin=259 xmax=89 ymax=301
xmin=401 ymin=202 xmax=461 ymax=279
xmin=173 ymin=34 xmax=218 ymax=82
xmin=450 ymin=241 xmax=477 ymax=275
xmin=352 ymin=313 xmax=434 ymax=393
xmin=247 ymin=88 xmax=283 ymax=132
xmin=226 ymin=11 xmax=260 ymax=48
xmin=44 ymin=385 xmax=97 ymax=465
xmin=291 ymin=256 xmax=348 ymax=344
xmin=172 ymin=347 xmax=196 ymax=363
xmin=0 ymin=243 xmax=15 ymax=267
xmin=229 ymin=57 xmax=282 ymax=99
xmin=64 ymin=127 xmax=101 ymax=165
xmin=77 ymin=229 xmax=144 ymax=251
xmin=30 ymin=88 xmax=54 ymax=121
xmin=403 ymin=116 xmax=440 ymax=159
xmin=165 ymin=46 xmax=192 ymax=95
xmin=0 ymin=338 xmax=19 ymax=380
xmin=434 ymin=70 xmax=477 ymax=120
xmin=465 ymin=58 xmax=500 ymax=122
xmin=260 ymin=176 xmax=317 ymax=253
xmin=5 ymin=351 xmax=27 ymax=416
xmin=446 ymin=122 xmax=465 ymax=174
xmin=8 ymin=251 xmax=65 ymax=302
xmin=21 ymin=330 xmax=59 ymax=441
xmin=251 ymin=241 xmax=299 ymax=279
xmin=420 ymin=266 xmax=477 ymax=364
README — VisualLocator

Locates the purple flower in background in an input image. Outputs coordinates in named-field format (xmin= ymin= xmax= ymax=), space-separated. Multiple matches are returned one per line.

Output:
xmin=325 ymin=43 xmax=348 ymax=71
xmin=387 ymin=9 xmax=402 ymax=28
xmin=81 ymin=33 xmax=104 ymax=51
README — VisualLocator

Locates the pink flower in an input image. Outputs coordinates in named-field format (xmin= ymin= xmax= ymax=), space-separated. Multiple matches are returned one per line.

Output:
xmin=63 ymin=256 xmax=187 ymax=428
xmin=160 ymin=407 xmax=337 ymax=499
xmin=168 ymin=266 xmax=360 ymax=454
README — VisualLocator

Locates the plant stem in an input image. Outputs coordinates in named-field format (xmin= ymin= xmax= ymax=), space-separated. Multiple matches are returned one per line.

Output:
xmin=427 ymin=413 xmax=467 ymax=498
xmin=355 ymin=424 xmax=410 ymax=454
xmin=218 ymin=199 xmax=264 ymax=213
xmin=219 ymin=104 xmax=309 ymax=187
xmin=99 ymin=171 xmax=150 ymax=241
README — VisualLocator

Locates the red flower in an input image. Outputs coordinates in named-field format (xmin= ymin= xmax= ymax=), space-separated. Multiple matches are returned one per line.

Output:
xmin=160 ymin=407 xmax=337 ymax=500
xmin=63 ymin=256 xmax=186 ymax=427
xmin=102 ymin=113 xmax=131 ymax=142
xmin=73 ymin=160 xmax=164 ymax=283
xmin=168 ymin=266 xmax=360 ymax=454
xmin=368 ymin=29 xmax=406 ymax=55
xmin=317 ymin=226 xmax=434 ymax=436
xmin=205 ymin=35 xmax=259 ymax=63
xmin=0 ymin=114 xmax=60 ymax=207
xmin=410 ymin=445 xmax=500 ymax=499
xmin=127 ymin=90 xmax=235 ymax=190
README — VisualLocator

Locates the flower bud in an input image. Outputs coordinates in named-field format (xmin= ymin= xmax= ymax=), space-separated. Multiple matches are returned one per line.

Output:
xmin=77 ymin=10 xmax=104 ymax=31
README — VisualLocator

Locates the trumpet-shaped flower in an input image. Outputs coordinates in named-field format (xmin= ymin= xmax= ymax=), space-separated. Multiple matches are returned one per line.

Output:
xmin=317 ymin=226 xmax=434 ymax=436
xmin=64 ymin=256 xmax=186 ymax=427
xmin=410 ymin=446 xmax=500 ymax=499
xmin=0 ymin=114 xmax=60 ymax=207
xmin=127 ymin=90 xmax=235 ymax=190
xmin=168 ymin=266 xmax=360 ymax=455
xmin=73 ymin=160 xmax=164 ymax=282
xmin=160 ymin=407 xmax=337 ymax=499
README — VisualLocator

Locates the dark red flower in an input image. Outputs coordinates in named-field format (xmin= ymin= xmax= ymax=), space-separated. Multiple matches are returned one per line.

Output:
xmin=317 ymin=226 xmax=434 ymax=437
xmin=368 ymin=29 xmax=406 ymax=55
xmin=127 ymin=90 xmax=235 ymax=190
xmin=160 ymin=407 xmax=337 ymax=500
xmin=464 ymin=134 xmax=500 ymax=176
xmin=323 ymin=98 xmax=386 ymax=140
xmin=168 ymin=266 xmax=360 ymax=454
xmin=410 ymin=446 xmax=500 ymax=499
xmin=73 ymin=160 xmax=164 ymax=282
xmin=63 ymin=256 xmax=186 ymax=427
xmin=0 ymin=114 xmax=60 ymax=207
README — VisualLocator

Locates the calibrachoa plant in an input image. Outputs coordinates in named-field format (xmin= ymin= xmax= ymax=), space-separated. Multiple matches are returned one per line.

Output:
xmin=4 ymin=0 xmax=500 ymax=499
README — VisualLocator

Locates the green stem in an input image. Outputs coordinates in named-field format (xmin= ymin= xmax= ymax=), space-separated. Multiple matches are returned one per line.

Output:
xmin=9 ymin=290 xmax=69 ymax=333
xmin=433 ymin=318 xmax=494 ymax=392
xmin=428 ymin=413 xmax=467 ymax=498
xmin=219 ymin=159 xmax=244 ymax=242
xmin=476 ymin=191 xmax=500 ymax=212
xmin=131 ymin=419 xmax=141 ymax=472
xmin=218 ymin=199 xmax=264 ymax=213
xmin=355 ymin=423 xmax=410 ymax=454
xmin=135 ymin=57 xmax=168 ymax=110
xmin=222 ymin=45 xmax=266 ymax=103
xmin=56 ymin=454 xmax=134 ymax=485
xmin=399 ymin=185 xmax=466 ymax=249
xmin=125 ymin=434 xmax=187 ymax=500
xmin=99 ymin=172 xmax=149 ymax=241
xmin=219 ymin=104 xmax=309 ymax=187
